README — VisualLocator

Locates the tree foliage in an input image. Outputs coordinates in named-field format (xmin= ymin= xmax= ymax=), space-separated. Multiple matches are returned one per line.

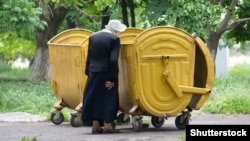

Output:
xmin=0 ymin=0 xmax=47 ymax=32
xmin=1 ymin=0 xmax=250 ymax=80
xmin=141 ymin=0 xmax=224 ymax=39
xmin=225 ymin=0 xmax=250 ymax=44
xmin=0 ymin=0 xmax=47 ymax=62
xmin=0 ymin=33 xmax=35 ymax=62
xmin=139 ymin=0 xmax=250 ymax=60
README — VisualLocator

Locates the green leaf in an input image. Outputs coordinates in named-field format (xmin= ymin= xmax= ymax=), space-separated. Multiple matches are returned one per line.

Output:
xmin=10 ymin=17 xmax=18 ymax=22
xmin=12 ymin=6 xmax=22 ymax=13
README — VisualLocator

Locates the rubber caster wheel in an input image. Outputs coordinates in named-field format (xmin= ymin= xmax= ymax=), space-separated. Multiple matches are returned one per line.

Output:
xmin=51 ymin=111 xmax=64 ymax=125
xmin=70 ymin=114 xmax=81 ymax=127
xmin=151 ymin=116 xmax=165 ymax=128
xmin=132 ymin=116 xmax=143 ymax=132
xmin=175 ymin=114 xmax=189 ymax=130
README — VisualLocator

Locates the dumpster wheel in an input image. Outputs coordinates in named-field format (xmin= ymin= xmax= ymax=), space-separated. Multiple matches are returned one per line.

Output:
xmin=175 ymin=113 xmax=190 ymax=130
xmin=132 ymin=116 xmax=143 ymax=132
xmin=51 ymin=111 xmax=64 ymax=125
xmin=117 ymin=113 xmax=131 ymax=124
xmin=70 ymin=112 xmax=81 ymax=127
xmin=151 ymin=116 xmax=165 ymax=128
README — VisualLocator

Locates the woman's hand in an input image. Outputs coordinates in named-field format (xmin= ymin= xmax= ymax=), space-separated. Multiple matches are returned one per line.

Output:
xmin=105 ymin=81 xmax=115 ymax=90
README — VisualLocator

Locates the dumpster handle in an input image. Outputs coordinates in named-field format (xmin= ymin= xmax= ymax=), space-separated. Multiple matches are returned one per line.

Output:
xmin=161 ymin=56 xmax=183 ymax=98
xmin=142 ymin=54 xmax=187 ymax=60
xmin=163 ymin=70 xmax=183 ymax=98
xmin=163 ymin=72 xmax=211 ymax=97
xmin=179 ymin=85 xmax=211 ymax=94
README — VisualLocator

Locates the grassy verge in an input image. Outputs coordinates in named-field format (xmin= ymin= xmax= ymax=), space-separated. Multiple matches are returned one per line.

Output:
xmin=0 ymin=61 xmax=250 ymax=121
xmin=0 ymin=81 xmax=55 ymax=117
xmin=201 ymin=63 xmax=250 ymax=114
xmin=0 ymin=61 xmax=55 ymax=119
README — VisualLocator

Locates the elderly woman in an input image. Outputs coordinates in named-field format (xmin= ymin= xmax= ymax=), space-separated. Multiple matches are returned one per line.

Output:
xmin=81 ymin=19 xmax=127 ymax=134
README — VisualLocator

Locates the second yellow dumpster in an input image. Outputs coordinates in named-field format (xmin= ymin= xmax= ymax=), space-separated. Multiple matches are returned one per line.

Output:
xmin=118 ymin=26 xmax=214 ymax=131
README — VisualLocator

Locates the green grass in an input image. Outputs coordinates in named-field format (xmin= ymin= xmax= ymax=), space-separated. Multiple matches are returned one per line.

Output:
xmin=0 ymin=61 xmax=72 ymax=120
xmin=21 ymin=137 xmax=37 ymax=141
xmin=201 ymin=63 xmax=250 ymax=114
xmin=0 ymin=61 xmax=250 ymax=122
xmin=0 ymin=62 xmax=32 ymax=78
xmin=0 ymin=81 xmax=55 ymax=116
xmin=0 ymin=61 xmax=55 ymax=119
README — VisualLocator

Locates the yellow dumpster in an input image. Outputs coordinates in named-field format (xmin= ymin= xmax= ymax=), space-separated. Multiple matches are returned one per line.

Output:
xmin=47 ymin=26 xmax=214 ymax=131
xmin=117 ymin=26 xmax=214 ymax=131
xmin=47 ymin=28 xmax=93 ymax=127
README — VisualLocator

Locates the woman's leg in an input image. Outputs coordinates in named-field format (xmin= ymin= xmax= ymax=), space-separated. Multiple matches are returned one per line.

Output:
xmin=103 ymin=82 xmax=120 ymax=133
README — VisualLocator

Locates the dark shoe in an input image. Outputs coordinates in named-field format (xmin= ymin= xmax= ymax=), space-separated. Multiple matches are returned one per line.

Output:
xmin=92 ymin=127 xmax=103 ymax=134
xmin=112 ymin=123 xmax=116 ymax=129
xmin=103 ymin=128 xmax=120 ymax=134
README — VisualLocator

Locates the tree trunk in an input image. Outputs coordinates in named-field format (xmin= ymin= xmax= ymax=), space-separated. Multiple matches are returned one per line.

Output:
xmin=32 ymin=1 xmax=68 ymax=81
xmin=67 ymin=19 xmax=77 ymax=29
xmin=101 ymin=7 xmax=110 ymax=29
xmin=120 ymin=0 xmax=129 ymax=26
xmin=206 ymin=30 xmax=223 ymax=77
xmin=128 ymin=0 xmax=136 ymax=27
xmin=206 ymin=0 xmax=239 ymax=62
xmin=206 ymin=31 xmax=220 ymax=62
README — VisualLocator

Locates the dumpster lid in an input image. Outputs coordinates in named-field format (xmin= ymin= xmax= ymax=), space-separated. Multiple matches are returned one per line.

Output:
xmin=47 ymin=28 xmax=93 ymax=46
xmin=120 ymin=28 xmax=144 ymax=45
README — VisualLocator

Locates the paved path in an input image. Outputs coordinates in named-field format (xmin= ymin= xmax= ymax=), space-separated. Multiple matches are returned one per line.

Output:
xmin=0 ymin=112 xmax=46 ymax=122
xmin=0 ymin=111 xmax=250 ymax=141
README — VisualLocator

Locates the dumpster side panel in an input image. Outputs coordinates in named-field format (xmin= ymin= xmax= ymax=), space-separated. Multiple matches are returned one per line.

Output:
xmin=118 ymin=44 xmax=137 ymax=112
xmin=118 ymin=28 xmax=144 ymax=113
xmin=80 ymin=38 xmax=90 ymax=103
xmin=49 ymin=45 xmax=84 ymax=109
